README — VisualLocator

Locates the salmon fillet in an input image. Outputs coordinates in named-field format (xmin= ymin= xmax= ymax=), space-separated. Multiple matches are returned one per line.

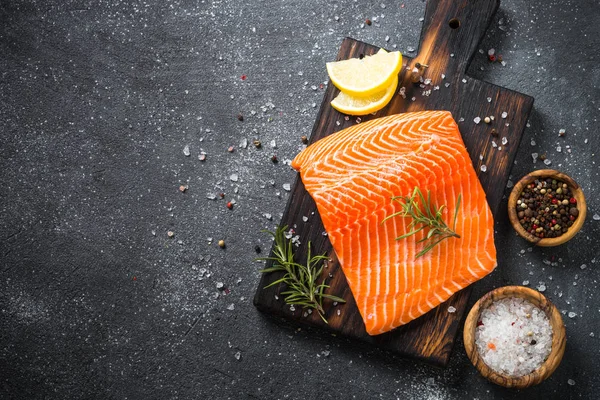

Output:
xmin=291 ymin=111 xmax=497 ymax=335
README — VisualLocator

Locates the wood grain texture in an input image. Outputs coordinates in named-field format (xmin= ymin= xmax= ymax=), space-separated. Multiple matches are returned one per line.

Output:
xmin=254 ymin=0 xmax=534 ymax=366
xmin=463 ymin=286 xmax=566 ymax=388
xmin=507 ymin=169 xmax=587 ymax=246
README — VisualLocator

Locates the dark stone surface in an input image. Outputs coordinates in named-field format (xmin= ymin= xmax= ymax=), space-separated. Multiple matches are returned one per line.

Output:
xmin=0 ymin=1 xmax=598 ymax=399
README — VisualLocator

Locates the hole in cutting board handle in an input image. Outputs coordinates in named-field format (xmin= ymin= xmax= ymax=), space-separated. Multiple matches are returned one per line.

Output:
xmin=448 ymin=18 xmax=460 ymax=29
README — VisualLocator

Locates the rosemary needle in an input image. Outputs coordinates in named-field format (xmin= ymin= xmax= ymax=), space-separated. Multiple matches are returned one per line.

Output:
xmin=382 ymin=187 xmax=461 ymax=259
xmin=257 ymin=225 xmax=345 ymax=323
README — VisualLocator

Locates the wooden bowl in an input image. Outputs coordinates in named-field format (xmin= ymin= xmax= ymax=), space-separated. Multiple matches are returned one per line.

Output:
xmin=463 ymin=286 xmax=566 ymax=389
xmin=508 ymin=169 xmax=587 ymax=246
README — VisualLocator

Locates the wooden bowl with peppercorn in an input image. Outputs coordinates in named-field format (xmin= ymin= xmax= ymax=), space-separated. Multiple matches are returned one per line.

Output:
xmin=508 ymin=169 xmax=587 ymax=246
xmin=463 ymin=286 xmax=566 ymax=389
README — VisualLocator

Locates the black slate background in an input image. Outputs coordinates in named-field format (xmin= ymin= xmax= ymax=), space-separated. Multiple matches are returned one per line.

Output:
xmin=1 ymin=1 xmax=598 ymax=399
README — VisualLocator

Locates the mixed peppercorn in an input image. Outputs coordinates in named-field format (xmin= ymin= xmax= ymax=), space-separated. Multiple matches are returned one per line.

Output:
xmin=516 ymin=178 xmax=579 ymax=239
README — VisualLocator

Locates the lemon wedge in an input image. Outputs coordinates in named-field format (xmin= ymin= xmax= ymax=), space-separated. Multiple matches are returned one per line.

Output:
xmin=330 ymin=76 xmax=398 ymax=115
xmin=326 ymin=49 xmax=402 ymax=97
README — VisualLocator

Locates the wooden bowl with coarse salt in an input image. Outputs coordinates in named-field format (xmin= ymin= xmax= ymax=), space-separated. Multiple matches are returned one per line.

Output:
xmin=463 ymin=286 xmax=566 ymax=389
xmin=508 ymin=169 xmax=587 ymax=246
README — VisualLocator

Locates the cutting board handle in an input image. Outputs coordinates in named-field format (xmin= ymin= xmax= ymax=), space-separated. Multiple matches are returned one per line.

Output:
xmin=415 ymin=0 xmax=500 ymax=75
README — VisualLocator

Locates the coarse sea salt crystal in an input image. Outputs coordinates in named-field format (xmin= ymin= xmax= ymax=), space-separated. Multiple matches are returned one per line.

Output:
xmin=448 ymin=306 xmax=457 ymax=313
xmin=501 ymin=111 xmax=508 ymax=119
xmin=480 ymin=165 xmax=487 ymax=172
xmin=474 ymin=117 xmax=481 ymax=124
xmin=475 ymin=297 xmax=552 ymax=377
xmin=537 ymin=283 xmax=546 ymax=292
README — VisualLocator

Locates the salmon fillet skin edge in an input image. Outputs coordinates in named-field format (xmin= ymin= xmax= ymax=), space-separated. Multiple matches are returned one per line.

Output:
xmin=291 ymin=111 xmax=497 ymax=336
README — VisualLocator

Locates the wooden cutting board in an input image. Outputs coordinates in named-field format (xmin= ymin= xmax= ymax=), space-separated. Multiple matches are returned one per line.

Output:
xmin=253 ymin=0 xmax=533 ymax=366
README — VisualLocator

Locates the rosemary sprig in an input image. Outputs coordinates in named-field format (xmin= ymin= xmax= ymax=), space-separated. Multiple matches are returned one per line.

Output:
xmin=382 ymin=187 xmax=462 ymax=259
xmin=257 ymin=225 xmax=345 ymax=323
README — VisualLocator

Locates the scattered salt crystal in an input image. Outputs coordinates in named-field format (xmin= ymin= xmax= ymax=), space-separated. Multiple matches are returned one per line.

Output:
xmin=230 ymin=173 xmax=239 ymax=182
xmin=234 ymin=351 xmax=241 ymax=360
xmin=532 ymin=153 xmax=538 ymax=162
xmin=568 ymin=379 xmax=576 ymax=386
xmin=559 ymin=128 xmax=566 ymax=136
xmin=537 ymin=284 xmax=546 ymax=292
xmin=385 ymin=35 xmax=390 ymax=42
xmin=475 ymin=297 xmax=552 ymax=377
xmin=543 ymin=159 xmax=552 ymax=166
xmin=480 ymin=165 xmax=487 ymax=172
xmin=407 ymin=46 xmax=415 ymax=53
xmin=523 ymin=280 xmax=530 ymax=286
xmin=448 ymin=306 xmax=457 ymax=313
xmin=488 ymin=48 xmax=495 ymax=56
xmin=580 ymin=264 xmax=587 ymax=270
xmin=474 ymin=117 xmax=481 ymax=124
xmin=487 ymin=97 xmax=492 ymax=103
xmin=501 ymin=137 xmax=508 ymax=145
xmin=479 ymin=154 xmax=484 ymax=161
xmin=531 ymin=139 xmax=536 ymax=146
xmin=462 ymin=78 xmax=467 ymax=83
xmin=444 ymin=82 xmax=450 ymax=88
xmin=424 ymin=78 xmax=432 ymax=85
xmin=556 ymin=146 xmax=562 ymax=152
xmin=501 ymin=111 xmax=508 ymax=119
xmin=593 ymin=213 xmax=600 ymax=221
xmin=441 ymin=73 xmax=446 ymax=79
xmin=507 ymin=180 xmax=514 ymax=188
xmin=183 ymin=145 xmax=191 ymax=156
xmin=591 ymin=332 xmax=595 ymax=337
xmin=568 ymin=312 xmax=577 ymax=318
xmin=302 ymin=216 xmax=308 ymax=222
xmin=270 ymin=140 xmax=277 ymax=148
xmin=282 ymin=183 xmax=291 ymax=191
xmin=492 ymin=140 xmax=498 ymax=148
xmin=227 ymin=303 xmax=235 ymax=311
xmin=264 ymin=213 xmax=272 ymax=220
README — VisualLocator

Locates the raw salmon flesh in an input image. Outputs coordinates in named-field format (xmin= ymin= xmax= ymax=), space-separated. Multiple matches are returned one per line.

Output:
xmin=291 ymin=111 xmax=497 ymax=335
